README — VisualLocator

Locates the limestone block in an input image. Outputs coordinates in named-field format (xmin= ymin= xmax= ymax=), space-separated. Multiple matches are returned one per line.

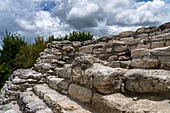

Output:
xmin=78 ymin=45 xmax=93 ymax=54
xmin=150 ymin=46 xmax=170 ymax=56
xmin=151 ymin=41 xmax=164 ymax=48
xmin=8 ymin=84 xmax=21 ymax=90
xmin=25 ymin=101 xmax=47 ymax=113
xmin=36 ymin=108 xmax=53 ymax=113
xmin=135 ymin=33 xmax=148 ymax=38
xmin=72 ymin=66 xmax=83 ymax=83
xmin=158 ymin=56 xmax=170 ymax=66
xmin=108 ymin=55 xmax=118 ymax=61
xmin=163 ymin=33 xmax=170 ymax=40
xmin=166 ymin=41 xmax=170 ymax=46
xmin=118 ymin=56 xmax=130 ymax=61
xmin=18 ymin=92 xmax=47 ymax=113
xmin=72 ymin=41 xmax=82 ymax=47
xmin=98 ymin=54 xmax=107 ymax=60
xmin=131 ymin=58 xmax=159 ymax=68
xmin=102 ymin=93 xmax=133 ymax=112
xmin=62 ymin=46 xmax=74 ymax=52
xmin=136 ymin=27 xmax=145 ymax=33
xmin=131 ymin=48 xmax=149 ymax=58
xmin=33 ymin=85 xmax=56 ymax=98
xmin=120 ymin=37 xmax=134 ymax=41
xmin=55 ymin=68 xmax=64 ymax=78
xmin=125 ymin=69 xmax=170 ymax=93
xmin=137 ymin=42 xmax=150 ymax=49
xmin=116 ymin=31 xmax=134 ymax=38
xmin=63 ymin=64 xmax=72 ymax=79
xmin=42 ymin=63 xmax=52 ymax=70
xmin=43 ymin=93 xmax=65 ymax=108
xmin=106 ymin=48 xmax=112 ymax=53
xmin=92 ymin=93 xmax=114 ymax=113
xmin=58 ymin=80 xmax=69 ymax=90
xmin=12 ymin=78 xmax=27 ymax=84
xmin=93 ymin=48 xmax=105 ymax=54
xmin=120 ymin=61 xmax=131 ymax=68
xmin=114 ymin=46 xmax=127 ymax=52
xmin=126 ymin=38 xmax=141 ymax=45
xmin=68 ymin=84 xmax=92 ymax=103
xmin=166 ymin=61 xmax=170 ymax=67
xmin=33 ymin=73 xmax=43 ymax=80
xmin=87 ymin=63 xmax=127 ymax=94
xmin=47 ymin=76 xmax=64 ymax=90
xmin=108 ymin=61 xmax=121 ymax=68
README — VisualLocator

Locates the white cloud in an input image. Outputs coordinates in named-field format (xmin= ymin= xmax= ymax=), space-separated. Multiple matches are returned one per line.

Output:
xmin=0 ymin=0 xmax=169 ymax=46
xmin=67 ymin=3 xmax=99 ymax=20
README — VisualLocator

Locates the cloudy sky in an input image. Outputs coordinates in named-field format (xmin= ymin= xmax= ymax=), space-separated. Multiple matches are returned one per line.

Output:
xmin=0 ymin=0 xmax=169 ymax=44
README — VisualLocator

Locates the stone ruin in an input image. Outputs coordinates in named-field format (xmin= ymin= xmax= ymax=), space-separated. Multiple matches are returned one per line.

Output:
xmin=0 ymin=22 xmax=170 ymax=113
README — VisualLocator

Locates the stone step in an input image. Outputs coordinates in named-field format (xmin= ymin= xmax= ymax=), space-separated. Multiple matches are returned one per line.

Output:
xmin=0 ymin=101 xmax=21 ymax=113
xmin=92 ymin=93 xmax=170 ymax=113
xmin=17 ymin=91 xmax=53 ymax=113
xmin=33 ymin=84 xmax=97 ymax=113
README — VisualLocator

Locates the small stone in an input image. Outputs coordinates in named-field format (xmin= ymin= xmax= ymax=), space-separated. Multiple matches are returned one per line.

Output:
xmin=114 ymin=46 xmax=127 ymax=52
xmin=108 ymin=55 xmax=118 ymax=61
xmin=131 ymin=48 xmax=149 ymax=58
xmin=106 ymin=48 xmax=112 ymax=53
xmin=118 ymin=56 xmax=130 ymax=61
xmin=68 ymin=84 xmax=92 ymax=103
xmin=151 ymin=41 xmax=164 ymax=48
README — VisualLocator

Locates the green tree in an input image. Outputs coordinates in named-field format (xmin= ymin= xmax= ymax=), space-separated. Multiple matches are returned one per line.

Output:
xmin=0 ymin=30 xmax=26 ymax=89
xmin=0 ymin=30 xmax=26 ymax=66
xmin=0 ymin=63 xmax=13 ymax=89
xmin=63 ymin=31 xmax=93 ymax=42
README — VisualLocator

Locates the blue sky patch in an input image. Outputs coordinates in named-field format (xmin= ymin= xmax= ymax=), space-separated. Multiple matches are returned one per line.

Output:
xmin=40 ymin=1 xmax=56 ymax=12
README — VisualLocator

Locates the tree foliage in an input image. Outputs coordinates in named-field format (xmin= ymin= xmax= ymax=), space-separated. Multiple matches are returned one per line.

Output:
xmin=0 ymin=30 xmax=25 ymax=89
xmin=0 ymin=30 xmax=94 ymax=89
xmin=63 ymin=31 xmax=93 ymax=42
xmin=0 ymin=30 xmax=26 ymax=66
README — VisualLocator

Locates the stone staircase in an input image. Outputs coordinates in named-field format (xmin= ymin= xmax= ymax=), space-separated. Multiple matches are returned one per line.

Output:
xmin=0 ymin=22 xmax=170 ymax=113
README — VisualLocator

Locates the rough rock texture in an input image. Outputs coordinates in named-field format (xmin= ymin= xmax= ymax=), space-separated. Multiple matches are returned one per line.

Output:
xmin=125 ymin=69 xmax=170 ymax=93
xmin=0 ymin=69 xmax=44 ymax=104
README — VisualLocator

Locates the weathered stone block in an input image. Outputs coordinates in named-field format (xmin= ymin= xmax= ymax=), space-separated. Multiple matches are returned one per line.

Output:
xmin=125 ymin=69 xmax=170 ymax=93
xmin=68 ymin=84 xmax=92 ymax=103
xmin=166 ymin=41 xmax=170 ymax=46
xmin=106 ymin=48 xmax=112 ymax=53
xmin=108 ymin=55 xmax=118 ymax=61
xmin=47 ymin=76 xmax=64 ymax=90
xmin=78 ymin=45 xmax=93 ymax=54
xmin=93 ymin=48 xmax=105 ymax=54
xmin=151 ymin=41 xmax=164 ymax=48
xmin=92 ymin=93 xmax=114 ymax=113
xmin=150 ymin=46 xmax=170 ymax=56
xmin=86 ymin=63 xmax=127 ymax=94
xmin=72 ymin=41 xmax=82 ymax=47
xmin=116 ymin=31 xmax=134 ymax=38
xmin=131 ymin=58 xmax=159 ymax=68
xmin=108 ymin=61 xmax=121 ymax=68
xmin=131 ymin=48 xmax=149 ymax=58
xmin=114 ymin=46 xmax=127 ymax=52
xmin=118 ymin=56 xmax=130 ymax=61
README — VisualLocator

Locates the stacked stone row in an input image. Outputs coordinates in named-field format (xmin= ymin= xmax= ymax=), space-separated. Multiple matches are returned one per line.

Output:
xmin=0 ymin=69 xmax=44 ymax=104
xmin=46 ymin=54 xmax=170 ymax=113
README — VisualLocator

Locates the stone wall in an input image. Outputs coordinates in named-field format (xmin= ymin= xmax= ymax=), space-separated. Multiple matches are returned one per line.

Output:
xmin=0 ymin=22 xmax=170 ymax=113
xmin=33 ymin=22 xmax=170 ymax=74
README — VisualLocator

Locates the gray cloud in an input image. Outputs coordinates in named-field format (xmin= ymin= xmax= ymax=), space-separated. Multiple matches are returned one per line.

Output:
xmin=0 ymin=0 xmax=169 ymax=46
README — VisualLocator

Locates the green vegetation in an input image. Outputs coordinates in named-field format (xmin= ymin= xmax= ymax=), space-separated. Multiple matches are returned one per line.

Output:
xmin=0 ymin=30 xmax=93 ymax=89
xmin=63 ymin=31 xmax=93 ymax=42
xmin=52 ymin=31 xmax=94 ymax=42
